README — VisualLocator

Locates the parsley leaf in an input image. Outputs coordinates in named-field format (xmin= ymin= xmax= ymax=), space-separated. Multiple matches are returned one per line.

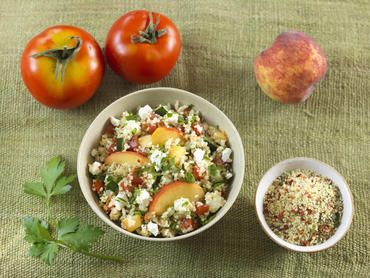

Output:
xmin=23 ymin=216 xmax=52 ymax=243
xmin=23 ymin=216 xmax=59 ymax=265
xmin=22 ymin=157 xmax=124 ymax=265
xmin=56 ymin=217 xmax=80 ymax=239
xmin=59 ymin=221 xmax=104 ymax=251
xmin=23 ymin=156 xmax=75 ymax=219
xmin=23 ymin=182 xmax=46 ymax=198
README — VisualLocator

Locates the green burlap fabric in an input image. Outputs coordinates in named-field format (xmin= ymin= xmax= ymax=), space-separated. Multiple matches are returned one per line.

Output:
xmin=0 ymin=0 xmax=369 ymax=277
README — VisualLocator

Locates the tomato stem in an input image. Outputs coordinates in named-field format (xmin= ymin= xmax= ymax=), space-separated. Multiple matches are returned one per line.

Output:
xmin=131 ymin=11 xmax=167 ymax=44
xmin=31 ymin=36 xmax=82 ymax=82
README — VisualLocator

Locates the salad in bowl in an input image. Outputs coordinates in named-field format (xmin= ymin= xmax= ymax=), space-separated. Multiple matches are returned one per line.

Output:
xmin=88 ymin=102 xmax=233 ymax=238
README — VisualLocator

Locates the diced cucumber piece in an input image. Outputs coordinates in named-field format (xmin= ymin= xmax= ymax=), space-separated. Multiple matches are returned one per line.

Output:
xmin=155 ymin=106 xmax=168 ymax=116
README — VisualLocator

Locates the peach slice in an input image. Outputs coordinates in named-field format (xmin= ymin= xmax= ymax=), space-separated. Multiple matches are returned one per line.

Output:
xmin=138 ymin=135 xmax=152 ymax=148
xmin=148 ymin=181 xmax=205 ymax=216
xmin=169 ymin=146 xmax=186 ymax=166
xmin=105 ymin=151 xmax=149 ymax=166
xmin=151 ymin=127 xmax=184 ymax=146
xmin=121 ymin=215 xmax=143 ymax=232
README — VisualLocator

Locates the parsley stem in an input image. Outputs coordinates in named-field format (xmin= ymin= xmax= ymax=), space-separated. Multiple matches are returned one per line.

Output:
xmin=55 ymin=240 xmax=124 ymax=263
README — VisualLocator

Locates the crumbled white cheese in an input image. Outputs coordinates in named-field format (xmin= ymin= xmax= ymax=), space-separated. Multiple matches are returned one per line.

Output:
xmin=135 ymin=189 xmax=152 ymax=211
xmin=138 ymin=105 xmax=153 ymax=120
xmin=225 ymin=172 xmax=233 ymax=180
xmin=88 ymin=161 xmax=102 ymax=175
xmin=221 ymin=148 xmax=232 ymax=162
xmin=193 ymin=124 xmax=203 ymax=134
xmin=114 ymin=192 xmax=128 ymax=211
xmin=205 ymin=191 xmax=226 ymax=213
xmin=174 ymin=197 xmax=195 ymax=215
xmin=165 ymin=113 xmax=179 ymax=124
xmin=116 ymin=120 xmax=141 ymax=138
xmin=138 ymin=224 xmax=150 ymax=237
xmin=110 ymin=116 xmax=121 ymax=127
xmin=193 ymin=149 xmax=205 ymax=165
xmin=110 ymin=208 xmax=121 ymax=220
xmin=147 ymin=221 xmax=159 ymax=236
xmin=150 ymin=149 xmax=167 ymax=171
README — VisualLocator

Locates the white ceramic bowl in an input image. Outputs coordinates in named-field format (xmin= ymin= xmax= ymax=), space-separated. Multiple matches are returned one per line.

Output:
xmin=255 ymin=157 xmax=353 ymax=252
xmin=77 ymin=87 xmax=245 ymax=241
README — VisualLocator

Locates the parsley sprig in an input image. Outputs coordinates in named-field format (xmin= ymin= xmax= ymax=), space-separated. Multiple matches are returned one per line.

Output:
xmin=23 ymin=156 xmax=124 ymax=265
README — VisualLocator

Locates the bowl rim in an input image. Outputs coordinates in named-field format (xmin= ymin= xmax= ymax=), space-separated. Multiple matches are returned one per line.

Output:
xmin=254 ymin=157 xmax=354 ymax=252
xmin=77 ymin=87 xmax=245 ymax=241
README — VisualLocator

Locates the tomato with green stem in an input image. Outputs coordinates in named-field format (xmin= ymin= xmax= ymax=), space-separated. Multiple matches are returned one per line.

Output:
xmin=21 ymin=25 xmax=104 ymax=109
xmin=105 ymin=10 xmax=181 ymax=84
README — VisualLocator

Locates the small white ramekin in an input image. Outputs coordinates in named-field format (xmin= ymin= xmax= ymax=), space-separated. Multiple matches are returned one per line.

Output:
xmin=255 ymin=157 xmax=354 ymax=252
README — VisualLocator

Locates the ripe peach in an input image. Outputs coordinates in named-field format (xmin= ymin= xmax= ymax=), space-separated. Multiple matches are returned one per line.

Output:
xmin=254 ymin=31 xmax=328 ymax=103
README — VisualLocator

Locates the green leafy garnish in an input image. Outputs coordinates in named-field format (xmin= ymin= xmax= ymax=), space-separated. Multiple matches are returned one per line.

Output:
xmin=184 ymin=172 xmax=195 ymax=183
xmin=22 ymin=156 xmax=124 ymax=265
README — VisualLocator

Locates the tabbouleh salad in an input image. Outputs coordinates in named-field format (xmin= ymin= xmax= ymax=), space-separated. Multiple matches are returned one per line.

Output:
xmin=263 ymin=169 xmax=343 ymax=246
xmin=88 ymin=102 xmax=233 ymax=238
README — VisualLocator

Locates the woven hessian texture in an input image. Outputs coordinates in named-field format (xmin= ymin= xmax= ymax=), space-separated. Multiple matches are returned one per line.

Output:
xmin=0 ymin=0 xmax=369 ymax=277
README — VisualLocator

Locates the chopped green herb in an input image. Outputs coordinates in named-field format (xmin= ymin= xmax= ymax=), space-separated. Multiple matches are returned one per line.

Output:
xmin=204 ymin=137 xmax=218 ymax=152
xmin=106 ymin=181 xmax=119 ymax=194
xmin=117 ymin=138 xmax=123 ymax=151
xmin=126 ymin=114 xmax=139 ymax=121
xmin=152 ymin=175 xmax=162 ymax=190
xmin=184 ymin=172 xmax=195 ymax=183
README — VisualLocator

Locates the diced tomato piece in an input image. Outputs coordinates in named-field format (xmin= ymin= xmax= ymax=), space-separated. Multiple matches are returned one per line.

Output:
xmin=180 ymin=219 xmax=195 ymax=230
xmin=143 ymin=122 xmax=158 ymax=134
xmin=131 ymin=175 xmax=143 ymax=187
xmin=192 ymin=165 xmax=205 ymax=180
xmin=196 ymin=205 xmax=209 ymax=216
xmin=191 ymin=123 xmax=204 ymax=136
xmin=92 ymin=179 xmax=104 ymax=192
xmin=119 ymin=182 xmax=134 ymax=193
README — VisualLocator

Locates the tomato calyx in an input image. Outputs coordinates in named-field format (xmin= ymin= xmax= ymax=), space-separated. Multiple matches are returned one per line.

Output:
xmin=131 ymin=11 xmax=168 ymax=44
xmin=31 ymin=36 xmax=82 ymax=81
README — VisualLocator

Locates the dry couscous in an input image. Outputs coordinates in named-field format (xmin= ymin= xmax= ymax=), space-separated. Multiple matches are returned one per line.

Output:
xmin=88 ymin=102 xmax=233 ymax=237
xmin=263 ymin=169 xmax=343 ymax=246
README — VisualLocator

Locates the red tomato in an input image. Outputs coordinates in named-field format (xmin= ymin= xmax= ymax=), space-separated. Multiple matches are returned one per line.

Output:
xmin=91 ymin=180 xmax=104 ymax=192
xmin=21 ymin=25 xmax=104 ymax=109
xmin=180 ymin=219 xmax=196 ymax=231
xmin=105 ymin=10 xmax=181 ymax=84
xmin=192 ymin=123 xmax=204 ymax=136
xmin=192 ymin=165 xmax=205 ymax=180
xmin=195 ymin=205 xmax=209 ymax=216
